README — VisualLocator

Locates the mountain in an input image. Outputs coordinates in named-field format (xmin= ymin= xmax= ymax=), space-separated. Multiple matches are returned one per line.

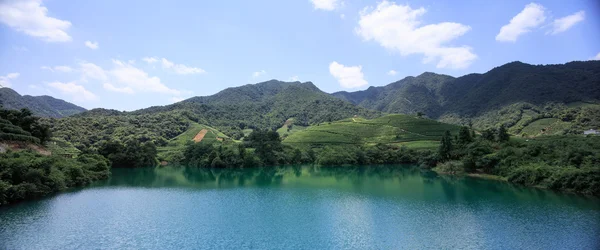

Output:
xmin=0 ymin=88 xmax=86 ymax=118
xmin=333 ymin=61 xmax=600 ymax=121
xmin=50 ymin=80 xmax=382 ymax=150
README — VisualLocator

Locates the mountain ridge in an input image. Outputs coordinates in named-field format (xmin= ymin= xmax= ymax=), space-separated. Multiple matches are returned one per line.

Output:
xmin=332 ymin=60 xmax=600 ymax=120
xmin=0 ymin=88 xmax=87 ymax=118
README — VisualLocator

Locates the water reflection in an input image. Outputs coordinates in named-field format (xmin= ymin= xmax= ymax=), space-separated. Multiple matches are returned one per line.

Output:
xmin=95 ymin=165 xmax=599 ymax=210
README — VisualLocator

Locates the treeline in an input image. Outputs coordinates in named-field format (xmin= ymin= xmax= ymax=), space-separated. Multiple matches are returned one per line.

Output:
xmin=0 ymin=151 xmax=111 ymax=205
xmin=181 ymin=129 xmax=434 ymax=167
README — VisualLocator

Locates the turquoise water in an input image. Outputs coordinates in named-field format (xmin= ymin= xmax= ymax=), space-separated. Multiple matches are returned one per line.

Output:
xmin=1 ymin=165 xmax=598 ymax=249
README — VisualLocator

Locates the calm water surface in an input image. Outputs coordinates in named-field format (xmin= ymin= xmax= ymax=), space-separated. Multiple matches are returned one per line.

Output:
xmin=1 ymin=165 xmax=599 ymax=249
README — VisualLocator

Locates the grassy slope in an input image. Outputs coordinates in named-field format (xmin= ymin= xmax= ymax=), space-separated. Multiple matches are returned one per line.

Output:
xmin=521 ymin=118 xmax=571 ymax=136
xmin=157 ymin=123 xmax=230 ymax=159
xmin=283 ymin=114 xmax=461 ymax=149
xmin=276 ymin=118 xmax=308 ymax=140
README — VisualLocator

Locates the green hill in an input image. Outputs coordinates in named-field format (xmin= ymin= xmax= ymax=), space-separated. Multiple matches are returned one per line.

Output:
xmin=50 ymin=80 xmax=381 ymax=151
xmin=0 ymin=87 xmax=86 ymax=118
xmin=333 ymin=61 xmax=600 ymax=131
xmin=284 ymin=114 xmax=461 ymax=149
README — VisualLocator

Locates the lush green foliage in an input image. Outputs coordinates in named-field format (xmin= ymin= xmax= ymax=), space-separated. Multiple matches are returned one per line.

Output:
xmin=48 ymin=110 xmax=191 ymax=150
xmin=0 ymin=151 xmax=111 ymax=205
xmin=432 ymin=127 xmax=600 ymax=196
xmin=98 ymin=140 xmax=158 ymax=168
xmin=0 ymin=88 xmax=86 ymax=118
xmin=0 ymin=107 xmax=51 ymax=144
xmin=47 ymin=80 xmax=380 ymax=152
xmin=284 ymin=114 xmax=461 ymax=146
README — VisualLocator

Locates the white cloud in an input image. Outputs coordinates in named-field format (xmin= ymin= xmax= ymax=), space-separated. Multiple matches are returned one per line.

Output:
xmin=356 ymin=1 xmax=476 ymax=69
xmin=0 ymin=72 xmax=19 ymax=88
xmin=111 ymin=60 xmax=181 ymax=95
xmin=329 ymin=61 xmax=368 ymax=88
xmin=160 ymin=58 xmax=205 ymax=75
xmin=171 ymin=97 xmax=185 ymax=103
xmin=252 ymin=70 xmax=267 ymax=78
xmin=73 ymin=60 xmax=184 ymax=96
xmin=549 ymin=11 xmax=584 ymax=35
xmin=84 ymin=40 xmax=99 ymax=49
xmin=340 ymin=14 xmax=345 ymax=19
xmin=591 ymin=52 xmax=600 ymax=61
xmin=310 ymin=0 xmax=342 ymax=11
xmin=80 ymin=62 xmax=108 ymax=81
xmin=288 ymin=76 xmax=300 ymax=81
xmin=103 ymin=83 xmax=134 ymax=94
xmin=496 ymin=3 xmax=546 ymax=42
xmin=142 ymin=57 xmax=159 ymax=64
xmin=387 ymin=70 xmax=397 ymax=76
xmin=54 ymin=65 xmax=72 ymax=72
xmin=0 ymin=0 xmax=72 ymax=42
xmin=47 ymin=81 xmax=97 ymax=101
xmin=41 ymin=65 xmax=72 ymax=72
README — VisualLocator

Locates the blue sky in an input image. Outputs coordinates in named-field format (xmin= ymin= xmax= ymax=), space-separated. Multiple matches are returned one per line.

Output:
xmin=1 ymin=0 xmax=599 ymax=111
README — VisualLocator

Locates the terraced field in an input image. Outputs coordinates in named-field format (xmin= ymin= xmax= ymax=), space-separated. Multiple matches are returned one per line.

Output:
xmin=283 ymin=114 xmax=461 ymax=148
xmin=276 ymin=118 xmax=308 ymax=139
xmin=520 ymin=118 xmax=571 ymax=136
xmin=157 ymin=123 xmax=230 ymax=160
xmin=0 ymin=118 xmax=41 ymax=144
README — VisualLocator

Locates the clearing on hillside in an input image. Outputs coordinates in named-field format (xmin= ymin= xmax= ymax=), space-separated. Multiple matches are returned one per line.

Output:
xmin=520 ymin=118 xmax=571 ymax=136
xmin=157 ymin=123 xmax=231 ymax=161
xmin=283 ymin=114 xmax=460 ymax=148
xmin=276 ymin=118 xmax=307 ymax=139
xmin=192 ymin=129 xmax=208 ymax=142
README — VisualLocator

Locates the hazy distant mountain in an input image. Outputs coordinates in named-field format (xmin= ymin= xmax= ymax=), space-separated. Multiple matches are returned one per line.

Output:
xmin=0 ymin=88 xmax=86 ymax=118
xmin=333 ymin=61 xmax=600 ymax=119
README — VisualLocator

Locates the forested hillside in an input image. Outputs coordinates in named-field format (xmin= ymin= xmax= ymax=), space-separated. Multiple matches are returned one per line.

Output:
xmin=49 ymin=80 xmax=381 ymax=150
xmin=333 ymin=61 xmax=600 ymax=131
xmin=0 ymin=88 xmax=86 ymax=118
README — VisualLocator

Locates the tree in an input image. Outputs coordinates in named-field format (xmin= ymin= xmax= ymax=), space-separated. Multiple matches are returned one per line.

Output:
xmin=416 ymin=112 xmax=424 ymax=118
xmin=497 ymin=125 xmax=510 ymax=142
xmin=438 ymin=130 xmax=453 ymax=161
xmin=245 ymin=129 xmax=283 ymax=165
xmin=482 ymin=128 xmax=496 ymax=141
xmin=458 ymin=126 xmax=473 ymax=145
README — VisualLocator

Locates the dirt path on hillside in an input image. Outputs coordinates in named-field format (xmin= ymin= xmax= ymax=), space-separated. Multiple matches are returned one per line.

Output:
xmin=192 ymin=129 xmax=208 ymax=142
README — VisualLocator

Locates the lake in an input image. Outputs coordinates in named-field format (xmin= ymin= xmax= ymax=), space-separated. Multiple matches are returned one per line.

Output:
xmin=1 ymin=165 xmax=598 ymax=249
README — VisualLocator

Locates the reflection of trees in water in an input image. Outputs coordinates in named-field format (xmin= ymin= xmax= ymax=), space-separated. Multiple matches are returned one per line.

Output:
xmin=97 ymin=165 xmax=600 ymax=209
xmin=107 ymin=165 xmax=424 ymax=189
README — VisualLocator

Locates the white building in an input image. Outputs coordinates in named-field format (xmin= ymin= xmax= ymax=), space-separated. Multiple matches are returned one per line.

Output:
xmin=583 ymin=129 xmax=599 ymax=135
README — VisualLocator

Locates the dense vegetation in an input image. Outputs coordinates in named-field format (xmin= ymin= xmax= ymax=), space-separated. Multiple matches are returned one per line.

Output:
xmin=0 ymin=107 xmax=113 ymax=205
xmin=97 ymin=140 xmax=158 ymax=168
xmin=432 ymin=128 xmax=600 ymax=196
xmin=1 ymin=107 xmax=52 ymax=144
xmin=333 ymin=61 xmax=600 ymax=131
xmin=47 ymin=80 xmax=381 ymax=152
xmin=0 ymin=151 xmax=111 ymax=205
xmin=0 ymin=88 xmax=86 ymax=118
